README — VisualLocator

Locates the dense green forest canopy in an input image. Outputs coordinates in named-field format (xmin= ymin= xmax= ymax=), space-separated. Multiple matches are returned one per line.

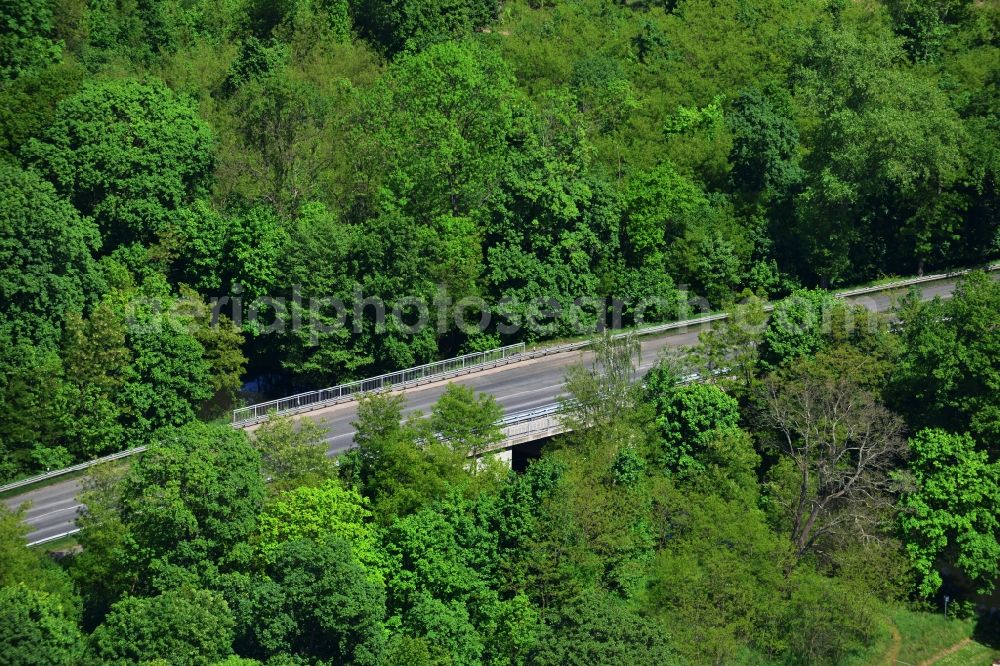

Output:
xmin=0 ymin=0 xmax=999 ymax=663
xmin=1 ymin=0 xmax=997 ymax=480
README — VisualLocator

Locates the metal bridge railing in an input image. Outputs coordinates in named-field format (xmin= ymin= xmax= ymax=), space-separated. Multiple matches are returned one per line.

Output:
xmin=494 ymin=405 xmax=564 ymax=448
xmin=232 ymin=343 xmax=527 ymax=426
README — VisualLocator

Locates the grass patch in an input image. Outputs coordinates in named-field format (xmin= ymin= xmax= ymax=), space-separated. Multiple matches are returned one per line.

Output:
xmin=935 ymin=641 xmax=1000 ymax=665
xmin=837 ymin=614 xmax=895 ymax=666
xmin=892 ymin=607 xmax=978 ymax=665
xmin=37 ymin=534 xmax=81 ymax=553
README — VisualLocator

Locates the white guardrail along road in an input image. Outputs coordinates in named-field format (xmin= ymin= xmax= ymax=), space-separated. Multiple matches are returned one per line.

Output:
xmin=0 ymin=446 xmax=147 ymax=495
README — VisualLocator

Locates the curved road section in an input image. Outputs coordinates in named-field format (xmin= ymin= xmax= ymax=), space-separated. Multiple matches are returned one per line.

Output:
xmin=4 ymin=275 xmax=985 ymax=544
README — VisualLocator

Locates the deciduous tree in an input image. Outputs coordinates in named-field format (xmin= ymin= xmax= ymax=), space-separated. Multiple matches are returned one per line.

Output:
xmin=256 ymin=480 xmax=385 ymax=582
xmin=355 ymin=0 xmax=498 ymax=55
xmin=251 ymin=415 xmax=336 ymax=492
xmin=899 ymin=428 xmax=1000 ymax=596
xmin=90 ymin=587 xmax=236 ymax=665
xmin=262 ymin=538 xmax=387 ymax=664
xmin=645 ymin=380 xmax=741 ymax=473
xmin=0 ymin=585 xmax=82 ymax=666
xmin=891 ymin=273 xmax=1000 ymax=446
xmin=430 ymin=383 xmax=503 ymax=457
xmin=529 ymin=590 xmax=680 ymax=666
xmin=24 ymin=79 xmax=215 ymax=249
xmin=0 ymin=0 xmax=61 ymax=80
xmin=763 ymin=350 xmax=907 ymax=558
xmin=117 ymin=422 xmax=264 ymax=591
xmin=347 ymin=392 xmax=469 ymax=521
xmin=0 ymin=162 xmax=101 ymax=355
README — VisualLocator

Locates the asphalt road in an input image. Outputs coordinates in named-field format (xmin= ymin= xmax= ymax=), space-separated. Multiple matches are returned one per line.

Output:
xmin=2 ymin=276 xmax=972 ymax=544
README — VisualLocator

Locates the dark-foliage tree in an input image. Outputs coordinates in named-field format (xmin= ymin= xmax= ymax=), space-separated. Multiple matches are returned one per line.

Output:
xmin=24 ymin=79 xmax=215 ymax=249
xmin=89 ymin=587 xmax=236 ymax=665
